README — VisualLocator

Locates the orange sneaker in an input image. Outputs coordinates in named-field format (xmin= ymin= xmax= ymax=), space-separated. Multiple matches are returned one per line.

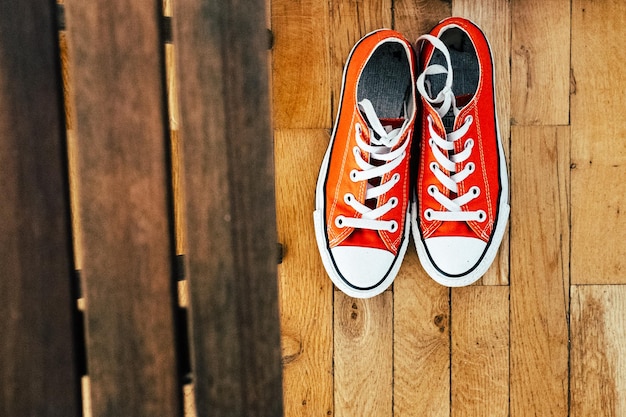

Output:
xmin=411 ymin=18 xmax=510 ymax=287
xmin=314 ymin=29 xmax=416 ymax=298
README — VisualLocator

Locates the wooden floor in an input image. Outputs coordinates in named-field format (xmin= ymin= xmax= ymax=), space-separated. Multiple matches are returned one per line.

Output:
xmin=271 ymin=0 xmax=626 ymax=415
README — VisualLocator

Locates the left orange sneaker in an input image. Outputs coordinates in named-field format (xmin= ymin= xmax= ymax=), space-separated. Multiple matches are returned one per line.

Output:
xmin=314 ymin=29 xmax=416 ymax=298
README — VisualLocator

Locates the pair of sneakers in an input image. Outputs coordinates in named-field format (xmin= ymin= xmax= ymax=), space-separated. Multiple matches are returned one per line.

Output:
xmin=314 ymin=17 xmax=510 ymax=298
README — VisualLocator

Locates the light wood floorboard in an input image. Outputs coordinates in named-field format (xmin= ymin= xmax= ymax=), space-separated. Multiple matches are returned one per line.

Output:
xmin=271 ymin=0 xmax=626 ymax=415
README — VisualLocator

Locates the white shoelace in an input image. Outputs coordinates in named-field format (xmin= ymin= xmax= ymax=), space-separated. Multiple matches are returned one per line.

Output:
xmin=416 ymin=34 xmax=485 ymax=223
xmin=335 ymin=99 xmax=410 ymax=232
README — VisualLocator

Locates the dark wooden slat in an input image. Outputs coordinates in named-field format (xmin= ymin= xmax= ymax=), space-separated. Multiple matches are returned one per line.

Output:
xmin=173 ymin=0 xmax=284 ymax=415
xmin=64 ymin=2 xmax=182 ymax=416
xmin=0 ymin=2 xmax=81 ymax=416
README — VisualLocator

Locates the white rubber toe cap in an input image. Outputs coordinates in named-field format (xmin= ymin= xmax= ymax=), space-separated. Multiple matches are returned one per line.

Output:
xmin=424 ymin=236 xmax=487 ymax=277
xmin=330 ymin=246 xmax=395 ymax=290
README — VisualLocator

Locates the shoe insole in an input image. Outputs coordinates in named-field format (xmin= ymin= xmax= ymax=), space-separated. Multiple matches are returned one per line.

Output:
xmin=357 ymin=41 xmax=412 ymax=120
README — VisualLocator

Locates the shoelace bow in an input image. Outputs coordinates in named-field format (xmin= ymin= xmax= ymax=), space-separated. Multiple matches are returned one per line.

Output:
xmin=335 ymin=99 xmax=410 ymax=232
xmin=416 ymin=34 xmax=485 ymax=223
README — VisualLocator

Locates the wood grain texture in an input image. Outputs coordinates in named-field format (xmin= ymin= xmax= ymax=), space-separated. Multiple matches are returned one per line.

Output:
xmin=330 ymin=0 xmax=392 ymax=116
xmin=451 ymin=286 xmax=509 ymax=417
xmin=453 ymin=0 xmax=511 ymax=285
xmin=511 ymin=0 xmax=570 ymax=125
xmin=0 ymin=2 xmax=81 ymax=416
xmin=510 ymin=126 xmax=570 ymax=417
xmin=173 ymin=0 xmax=284 ymax=415
xmin=335 ymin=292 xmax=393 ymax=417
xmin=571 ymin=285 xmax=626 ymax=416
xmin=165 ymin=42 xmax=186 ymax=256
xmin=393 ymin=0 xmax=451 ymax=41
xmin=571 ymin=0 xmax=626 ymax=284
xmin=272 ymin=0 xmax=331 ymax=129
xmin=394 ymin=249 xmax=450 ymax=417
xmin=59 ymin=28 xmax=84 ymax=271
xmin=275 ymin=129 xmax=334 ymax=417
xmin=64 ymin=2 xmax=182 ymax=416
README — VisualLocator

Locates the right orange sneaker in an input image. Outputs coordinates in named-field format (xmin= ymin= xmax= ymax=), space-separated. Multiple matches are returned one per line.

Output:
xmin=411 ymin=18 xmax=510 ymax=287
xmin=314 ymin=29 xmax=416 ymax=298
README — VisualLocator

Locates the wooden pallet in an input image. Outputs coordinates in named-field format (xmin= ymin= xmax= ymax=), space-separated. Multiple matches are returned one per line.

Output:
xmin=0 ymin=1 xmax=282 ymax=416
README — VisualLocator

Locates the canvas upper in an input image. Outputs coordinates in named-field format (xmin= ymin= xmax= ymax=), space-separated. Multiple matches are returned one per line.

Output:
xmin=412 ymin=17 xmax=510 ymax=287
xmin=314 ymin=29 xmax=416 ymax=298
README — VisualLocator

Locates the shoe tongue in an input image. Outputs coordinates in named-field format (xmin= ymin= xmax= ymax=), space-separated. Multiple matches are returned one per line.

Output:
xmin=376 ymin=117 xmax=406 ymax=146
xmin=379 ymin=117 xmax=406 ymax=130
xmin=442 ymin=108 xmax=455 ymax=134
xmin=441 ymin=93 xmax=473 ymax=134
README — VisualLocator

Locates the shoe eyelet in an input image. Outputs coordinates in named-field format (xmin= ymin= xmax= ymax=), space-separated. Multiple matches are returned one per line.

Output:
xmin=350 ymin=169 xmax=359 ymax=182
xmin=430 ymin=162 xmax=438 ymax=172
xmin=392 ymin=173 xmax=401 ymax=183
xmin=356 ymin=123 xmax=362 ymax=135
xmin=465 ymin=115 xmax=473 ymax=124
xmin=335 ymin=216 xmax=346 ymax=228
xmin=428 ymin=185 xmax=438 ymax=196
xmin=470 ymin=186 xmax=480 ymax=196
xmin=344 ymin=193 xmax=353 ymax=204
xmin=428 ymin=138 xmax=435 ymax=147
xmin=467 ymin=162 xmax=475 ymax=172
xmin=465 ymin=138 xmax=474 ymax=149
xmin=424 ymin=209 xmax=434 ymax=221
xmin=389 ymin=197 xmax=398 ymax=208
xmin=388 ymin=220 xmax=398 ymax=232
xmin=477 ymin=210 xmax=486 ymax=222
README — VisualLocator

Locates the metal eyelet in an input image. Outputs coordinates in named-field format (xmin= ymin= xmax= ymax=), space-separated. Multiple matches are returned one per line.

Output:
xmin=335 ymin=216 xmax=346 ymax=228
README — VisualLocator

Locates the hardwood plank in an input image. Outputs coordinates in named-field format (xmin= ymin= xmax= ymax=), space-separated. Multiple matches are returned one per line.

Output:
xmin=571 ymin=0 xmax=626 ymax=284
xmin=511 ymin=0 xmax=570 ymax=125
xmin=394 ymin=249 xmax=450 ymax=417
xmin=393 ymin=0 xmax=451 ymax=41
xmin=451 ymin=286 xmax=509 ymax=417
xmin=327 ymin=5 xmax=393 ymax=415
xmin=452 ymin=0 xmax=511 ymax=285
xmin=334 ymin=292 xmax=393 ymax=417
xmin=0 ymin=2 xmax=81 ymax=416
xmin=275 ymin=129 xmax=334 ymax=417
xmin=59 ymin=27 xmax=84 ymax=271
xmin=165 ymin=43 xmax=186 ymax=257
xmin=510 ymin=126 xmax=569 ymax=417
xmin=329 ymin=0 xmax=392 ymax=115
xmin=571 ymin=285 xmax=626 ymax=416
xmin=272 ymin=0 xmax=331 ymax=128
xmin=173 ymin=0 xmax=284 ymax=415
xmin=64 ymin=2 xmax=182 ymax=416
